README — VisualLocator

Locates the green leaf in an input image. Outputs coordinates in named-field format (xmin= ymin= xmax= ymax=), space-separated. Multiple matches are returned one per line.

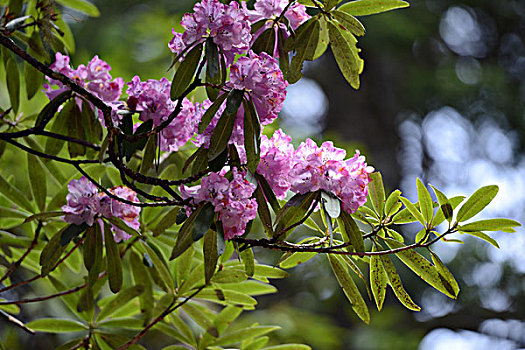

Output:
xmin=44 ymin=97 xmax=74 ymax=155
xmin=458 ymin=218 xmax=521 ymax=232
xmin=55 ymin=0 xmax=100 ymax=17
xmin=153 ymin=207 xmax=180 ymax=237
xmin=321 ymin=191 xmax=341 ymax=219
xmin=252 ymin=27 xmax=276 ymax=56
xmin=140 ymin=134 xmax=157 ymax=173
xmin=328 ymin=255 xmax=370 ymax=323
xmin=338 ymin=0 xmax=409 ymax=16
xmin=384 ymin=190 xmax=402 ymax=217
xmin=6 ymin=58 xmax=20 ymax=114
xmin=459 ymin=230 xmax=500 ymax=248
xmin=208 ymin=89 xmax=244 ymax=161
xmin=288 ymin=18 xmax=320 ymax=83
xmin=429 ymin=250 xmax=460 ymax=297
xmin=27 ymin=154 xmax=47 ymax=211
xmin=416 ymin=178 xmax=434 ymax=225
xmin=97 ymin=285 xmax=145 ymax=321
xmin=214 ymin=305 xmax=243 ymax=335
xmin=76 ymin=286 xmax=94 ymax=313
xmin=194 ymin=202 xmax=215 ymax=241
xmin=368 ymin=172 xmax=385 ymax=219
xmin=198 ymin=92 xmax=228 ymax=133
xmin=378 ymin=253 xmax=421 ymax=311
xmin=456 ymin=185 xmax=499 ymax=222
xmin=261 ymin=345 xmax=311 ymax=350
xmin=273 ymin=192 xmax=318 ymax=239
xmin=144 ymin=241 xmax=175 ymax=292
xmin=205 ymin=37 xmax=220 ymax=80
xmin=279 ymin=251 xmax=317 ymax=269
xmin=313 ymin=17 xmax=330 ymax=59
xmin=332 ymin=10 xmax=365 ymax=36
xmin=370 ymin=245 xmax=387 ymax=311
xmin=382 ymin=237 xmax=457 ymax=298
xmin=256 ymin=173 xmax=280 ymax=213
xmin=214 ymin=326 xmax=280 ymax=346
xmin=243 ymin=98 xmax=261 ymax=173
xmin=83 ymin=225 xmax=97 ymax=270
xmin=171 ymin=206 xmax=200 ymax=260
xmin=254 ymin=185 xmax=273 ymax=237
xmin=107 ymin=216 xmax=141 ymax=237
xmin=327 ymin=20 xmax=364 ymax=89
xmin=26 ymin=318 xmax=87 ymax=333
xmin=220 ymin=280 xmax=277 ymax=296
xmin=399 ymin=197 xmax=426 ymax=226
xmin=182 ymin=303 xmax=218 ymax=336
xmin=325 ymin=0 xmax=343 ymax=10
xmin=130 ymin=252 xmax=154 ymax=321
xmin=60 ymin=223 xmax=89 ymax=246
xmin=40 ymin=229 xmax=65 ymax=276
xmin=432 ymin=196 xmax=464 ymax=227
xmin=67 ymin=103 xmax=86 ymax=158
xmin=0 ymin=172 xmax=34 ymax=212
xmin=25 ymin=60 xmax=44 ymax=100
xmin=338 ymin=211 xmax=365 ymax=252
xmin=104 ymin=221 xmax=123 ymax=293
xmin=240 ymin=248 xmax=255 ymax=277
xmin=170 ymin=43 xmax=203 ymax=99
xmin=204 ymin=230 xmax=219 ymax=284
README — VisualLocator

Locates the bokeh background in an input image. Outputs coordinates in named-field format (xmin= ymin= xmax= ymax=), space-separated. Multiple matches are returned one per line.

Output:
xmin=1 ymin=0 xmax=524 ymax=349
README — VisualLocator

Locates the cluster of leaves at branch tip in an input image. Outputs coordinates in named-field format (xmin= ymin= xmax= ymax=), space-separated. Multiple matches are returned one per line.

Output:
xmin=0 ymin=0 xmax=521 ymax=349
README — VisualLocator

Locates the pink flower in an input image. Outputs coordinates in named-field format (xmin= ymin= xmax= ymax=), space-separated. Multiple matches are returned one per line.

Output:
xmin=126 ymin=76 xmax=175 ymax=127
xmin=62 ymin=176 xmax=101 ymax=226
xmin=181 ymin=168 xmax=257 ymax=239
xmin=101 ymin=186 xmax=141 ymax=242
xmin=289 ymin=140 xmax=374 ymax=213
xmin=160 ymin=98 xmax=200 ymax=152
xmin=169 ymin=0 xmax=251 ymax=63
xmin=258 ymin=129 xmax=295 ymax=199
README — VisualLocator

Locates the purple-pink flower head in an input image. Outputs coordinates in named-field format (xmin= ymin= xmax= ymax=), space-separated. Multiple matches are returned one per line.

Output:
xmin=258 ymin=129 xmax=295 ymax=199
xmin=62 ymin=176 xmax=101 ymax=226
xmin=169 ymin=0 xmax=251 ymax=63
xmin=126 ymin=76 xmax=175 ymax=127
xmin=44 ymin=53 xmax=123 ymax=105
xmin=181 ymin=168 xmax=257 ymax=240
xmin=229 ymin=51 xmax=287 ymax=125
xmin=160 ymin=98 xmax=200 ymax=152
xmin=243 ymin=0 xmax=310 ymax=30
xmin=289 ymin=140 xmax=374 ymax=214
xmin=103 ymin=186 xmax=141 ymax=242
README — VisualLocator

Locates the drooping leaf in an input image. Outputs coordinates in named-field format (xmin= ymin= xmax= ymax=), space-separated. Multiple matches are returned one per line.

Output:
xmin=97 ymin=285 xmax=145 ymax=321
xmin=55 ymin=0 xmax=100 ymax=17
xmin=203 ymin=230 xmax=219 ymax=284
xmin=171 ymin=206 xmax=200 ymax=260
xmin=252 ymin=27 xmax=276 ymax=56
xmin=170 ymin=43 xmax=203 ymax=100
xmin=104 ymin=221 xmax=123 ymax=293
xmin=332 ymin=10 xmax=365 ymax=36
xmin=327 ymin=20 xmax=364 ymax=89
xmin=328 ymin=255 xmax=370 ymax=324
xmin=198 ymin=92 xmax=228 ymax=133
xmin=67 ymin=103 xmax=86 ymax=158
xmin=27 ymin=154 xmax=47 ymax=211
xmin=338 ymin=211 xmax=365 ymax=252
xmin=288 ymin=18 xmax=320 ymax=83
xmin=243 ymin=98 xmax=261 ymax=173
xmin=144 ymin=241 xmax=175 ymax=292
xmin=0 ymin=172 xmax=34 ymax=212
xmin=370 ymin=245 xmax=387 ymax=311
xmin=60 ymin=223 xmax=89 ymax=246
xmin=153 ymin=207 xmax=180 ymax=236
xmin=416 ymin=178 xmax=434 ymax=225
xmin=106 ymin=216 xmax=141 ymax=237
xmin=459 ymin=230 xmax=500 ymax=248
xmin=6 ymin=58 xmax=20 ymax=114
xmin=140 ymin=134 xmax=157 ymax=173
xmin=368 ymin=172 xmax=385 ymax=219
xmin=338 ymin=0 xmax=410 ymax=16
xmin=254 ymin=185 xmax=273 ymax=237
xmin=205 ymin=37 xmax=220 ymax=81
xmin=456 ymin=185 xmax=499 ymax=222
xmin=26 ymin=318 xmax=88 ymax=333
xmin=458 ymin=218 xmax=521 ymax=232
xmin=378 ymin=253 xmax=421 ymax=311
xmin=429 ymin=250 xmax=460 ymax=297
xmin=40 ymin=229 xmax=65 ymax=276
xmin=273 ymin=192 xmax=318 ymax=239
xmin=240 ymin=247 xmax=255 ymax=277
xmin=194 ymin=202 xmax=215 ymax=241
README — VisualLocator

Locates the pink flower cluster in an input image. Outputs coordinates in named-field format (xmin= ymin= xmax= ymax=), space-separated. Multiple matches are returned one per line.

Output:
xmin=62 ymin=177 xmax=141 ymax=242
xmin=258 ymin=129 xmax=295 ymax=199
xmin=229 ymin=51 xmax=287 ymax=125
xmin=44 ymin=53 xmax=124 ymax=110
xmin=181 ymin=168 xmax=257 ymax=239
xmin=169 ymin=0 xmax=251 ymax=63
xmin=289 ymin=139 xmax=374 ymax=214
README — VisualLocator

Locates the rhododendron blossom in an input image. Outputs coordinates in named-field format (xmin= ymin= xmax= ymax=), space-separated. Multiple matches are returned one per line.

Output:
xmin=44 ymin=53 xmax=124 ymax=114
xmin=181 ymin=169 xmax=257 ymax=239
xmin=62 ymin=177 xmax=141 ymax=242
xmin=258 ymin=129 xmax=295 ymax=199
xmin=126 ymin=76 xmax=174 ymax=126
xmin=169 ymin=0 xmax=251 ymax=63
xmin=289 ymin=140 xmax=374 ymax=213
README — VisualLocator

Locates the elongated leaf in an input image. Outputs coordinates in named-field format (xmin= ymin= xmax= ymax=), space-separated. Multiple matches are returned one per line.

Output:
xmin=382 ymin=237 xmax=457 ymax=298
xmin=67 ymin=103 xmax=86 ymax=158
xmin=328 ymin=255 xmax=369 ymax=323
xmin=194 ymin=202 xmax=215 ymax=241
xmin=288 ymin=19 xmax=320 ymax=83
xmin=40 ymin=229 xmax=65 ymax=276
xmin=254 ymin=185 xmax=273 ymax=237
xmin=460 ymin=230 xmax=499 ymax=248
xmin=321 ymin=191 xmax=341 ymax=219
xmin=240 ymin=248 xmax=255 ymax=277
xmin=332 ymin=10 xmax=365 ymax=36
xmin=327 ymin=20 xmax=364 ymax=89
xmin=379 ymin=253 xmax=421 ymax=311
xmin=256 ymin=173 xmax=280 ymax=213
xmin=338 ymin=0 xmax=409 ymax=16
xmin=104 ymin=222 xmax=122 ymax=293
xmin=384 ymin=190 xmax=401 ymax=217
xmin=6 ymin=58 xmax=20 ymax=114
xmin=313 ymin=17 xmax=330 ymax=59
xmin=97 ymin=285 xmax=145 ymax=321
xmin=27 ymin=318 xmax=87 ymax=333
xmin=338 ymin=211 xmax=365 ymax=252
xmin=416 ymin=178 xmax=434 ymax=225
xmin=198 ymin=92 xmax=228 ymax=133
xmin=107 ymin=216 xmax=141 ymax=237
xmin=429 ymin=250 xmax=460 ymax=297
xmin=204 ymin=230 xmax=219 ymax=283
xmin=55 ymin=0 xmax=100 ymax=17
xmin=171 ymin=43 xmax=203 ymax=99
xmin=144 ymin=241 xmax=175 ymax=292
xmin=399 ymin=197 xmax=426 ymax=226
xmin=171 ymin=206 xmax=200 ymax=260
xmin=370 ymin=245 xmax=387 ymax=311
xmin=0 ymin=173 xmax=34 ymax=212
xmin=60 ymin=223 xmax=88 ymax=246
xmin=252 ymin=27 xmax=276 ymax=56
xmin=262 ymin=345 xmax=312 ymax=350
xmin=208 ymin=89 xmax=244 ymax=161
xmin=44 ymin=97 xmax=74 ymax=155
xmin=213 ymin=326 xmax=279 ymax=346
xmin=456 ymin=185 xmax=498 ymax=222
xmin=27 ymin=154 xmax=47 ymax=211
xmin=205 ymin=37 xmax=220 ymax=80
xmin=368 ymin=172 xmax=385 ymax=218
xmin=273 ymin=192 xmax=318 ymax=239
xmin=83 ymin=225 xmax=97 ymax=270
xmin=129 ymin=252 xmax=153 ymax=321
xmin=243 ymin=98 xmax=261 ymax=173
xmin=458 ymin=218 xmax=520 ymax=232
xmin=140 ymin=134 xmax=157 ymax=173
xmin=153 ymin=207 xmax=180 ymax=236
xmin=25 ymin=58 xmax=44 ymax=100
